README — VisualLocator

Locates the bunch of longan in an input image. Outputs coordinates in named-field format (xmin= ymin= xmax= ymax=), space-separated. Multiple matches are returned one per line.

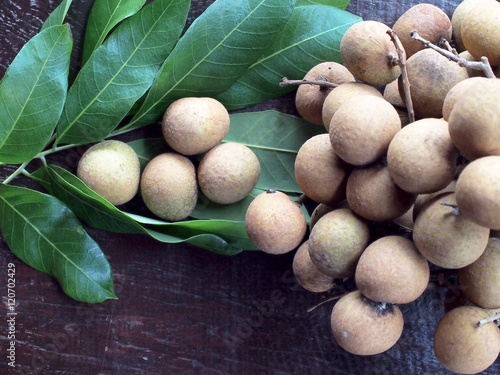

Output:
xmin=245 ymin=1 xmax=500 ymax=373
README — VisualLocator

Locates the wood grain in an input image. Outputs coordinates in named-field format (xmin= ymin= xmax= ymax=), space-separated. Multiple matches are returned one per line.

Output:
xmin=0 ymin=0 xmax=499 ymax=374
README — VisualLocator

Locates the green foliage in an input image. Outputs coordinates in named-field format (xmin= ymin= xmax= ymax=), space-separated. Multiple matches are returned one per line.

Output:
xmin=41 ymin=0 xmax=73 ymax=30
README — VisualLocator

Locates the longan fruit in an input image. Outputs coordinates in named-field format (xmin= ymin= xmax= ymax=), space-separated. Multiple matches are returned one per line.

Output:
xmin=293 ymin=241 xmax=335 ymax=293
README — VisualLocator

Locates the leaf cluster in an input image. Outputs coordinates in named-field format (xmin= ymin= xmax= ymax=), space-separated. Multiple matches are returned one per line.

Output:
xmin=0 ymin=0 xmax=360 ymax=302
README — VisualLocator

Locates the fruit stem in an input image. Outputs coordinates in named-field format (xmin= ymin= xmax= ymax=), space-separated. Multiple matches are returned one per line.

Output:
xmin=410 ymin=30 xmax=496 ymax=79
xmin=294 ymin=193 xmax=307 ymax=208
xmin=440 ymin=202 xmax=461 ymax=216
xmin=279 ymin=77 xmax=339 ymax=89
xmin=307 ymin=291 xmax=346 ymax=313
xmin=477 ymin=312 xmax=500 ymax=327
xmin=387 ymin=29 xmax=416 ymax=123
xmin=2 ymin=161 xmax=30 ymax=185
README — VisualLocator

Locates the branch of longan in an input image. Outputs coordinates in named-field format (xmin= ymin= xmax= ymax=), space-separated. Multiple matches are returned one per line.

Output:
xmin=440 ymin=203 xmax=461 ymax=216
xmin=410 ymin=31 xmax=496 ymax=79
xmin=307 ymin=291 xmax=348 ymax=313
xmin=477 ymin=312 xmax=500 ymax=328
xmin=1 ymin=161 xmax=30 ymax=185
xmin=386 ymin=29 xmax=416 ymax=123
xmin=279 ymin=77 xmax=339 ymax=90
xmin=438 ymin=37 xmax=459 ymax=57
xmin=294 ymin=193 xmax=308 ymax=208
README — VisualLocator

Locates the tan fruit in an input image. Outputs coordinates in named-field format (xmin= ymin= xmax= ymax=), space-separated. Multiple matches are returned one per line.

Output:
xmin=322 ymin=82 xmax=383 ymax=131
xmin=292 ymin=241 xmax=334 ymax=293
xmin=294 ymin=134 xmax=351 ymax=206
xmin=295 ymin=62 xmax=355 ymax=125
xmin=401 ymin=48 xmax=469 ymax=118
xmin=387 ymin=118 xmax=458 ymax=194
xmin=448 ymin=79 xmax=500 ymax=160
xmin=309 ymin=200 xmax=349 ymax=231
xmin=412 ymin=180 xmax=456 ymax=221
xmin=308 ymin=208 xmax=370 ymax=278
xmin=393 ymin=3 xmax=452 ymax=58
xmin=198 ymin=142 xmax=260 ymax=205
xmin=77 ymin=140 xmax=140 ymax=206
xmin=329 ymin=95 xmax=401 ymax=166
xmin=452 ymin=0 xmax=496 ymax=52
xmin=245 ymin=189 xmax=306 ymax=254
xmin=442 ymin=77 xmax=488 ymax=120
xmin=340 ymin=21 xmax=404 ymax=86
xmin=456 ymin=156 xmax=500 ymax=229
xmin=141 ymin=153 xmax=198 ymax=221
xmin=162 ymin=97 xmax=230 ymax=155
xmin=330 ymin=291 xmax=404 ymax=356
xmin=355 ymin=236 xmax=429 ymax=304
xmin=462 ymin=2 xmax=500 ymax=66
xmin=383 ymin=80 xmax=405 ymax=108
xmin=347 ymin=163 xmax=416 ymax=222
xmin=433 ymin=306 xmax=500 ymax=374
xmin=393 ymin=205 xmax=414 ymax=230
xmin=413 ymin=192 xmax=490 ymax=268
xmin=459 ymin=237 xmax=500 ymax=309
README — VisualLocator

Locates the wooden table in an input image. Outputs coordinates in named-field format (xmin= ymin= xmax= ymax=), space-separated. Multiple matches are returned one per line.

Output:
xmin=1 ymin=0 xmax=498 ymax=374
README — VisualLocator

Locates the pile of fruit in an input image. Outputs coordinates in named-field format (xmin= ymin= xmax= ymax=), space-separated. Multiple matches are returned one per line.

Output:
xmin=241 ymin=1 xmax=500 ymax=374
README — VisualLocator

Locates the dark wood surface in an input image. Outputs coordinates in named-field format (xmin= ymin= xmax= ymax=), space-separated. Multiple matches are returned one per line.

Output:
xmin=0 ymin=1 xmax=498 ymax=374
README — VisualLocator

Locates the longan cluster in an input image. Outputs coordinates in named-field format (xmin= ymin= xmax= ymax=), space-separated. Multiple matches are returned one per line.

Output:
xmin=245 ymin=1 xmax=500 ymax=373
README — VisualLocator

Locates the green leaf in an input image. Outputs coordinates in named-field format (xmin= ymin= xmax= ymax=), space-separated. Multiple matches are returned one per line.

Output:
xmin=82 ymin=0 xmax=147 ymax=66
xmin=55 ymin=0 xmax=191 ymax=145
xmin=0 ymin=25 xmax=72 ymax=164
xmin=124 ymin=0 xmax=296 ymax=132
xmin=0 ymin=184 xmax=116 ymax=303
xmin=216 ymin=4 xmax=361 ymax=110
xmin=224 ymin=111 xmax=325 ymax=192
xmin=296 ymin=0 xmax=350 ymax=8
xmin=41 ymin=0 xmax=73 ymax=31
xmin=30 ymin=164 xmax=256 ymax=254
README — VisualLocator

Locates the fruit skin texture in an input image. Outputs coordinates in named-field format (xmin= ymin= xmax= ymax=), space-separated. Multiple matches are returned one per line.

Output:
xmin=402 ymin=48 xmax=468 ymax=119
xmin=162 ymin=97 xmax=230 ymax=156
xmin=452 ymin=0 xmax=497 ymax=52
xmin=347 ymin=163 xmax=415 ymax=222
xmin=245 ymin=190 xmax=306 ymax=255
xmin=393 ymin=3 xmax=452 ymax=58
xmin=322 ymin=82 xmax=383 ymax=132
xmin=355 ymin=236 xmax=429 ymax=304
xmin=198 ymin=142 xmax=260 ymax=205
xmin=458 ymin=237 xmax=500 ymax=309
xmin=294 ymin=134 xmax=351 ymax=206
xmin=330 ymin=291 xmax=404 ymax=356
xmin=295 ymin=62 xmax=355 ymax=126
xmin=448 ymin=79 xmax=500 ymax=160
xmin=413 ymin=192 xmax=490 ymax=269
xmin=308 ymin=208 xmax=370 ymax=278
xmin=433 ymin=306 xmax=500 ymax=374
xmin=140 ymin=153 xmax=198 ymax=221
xmin=456 ymin=156 xmax=500 ymax=229
xmin=462 ymin=2 xmax=500 ymax=66
xmin=329 ymin=95 xmax=401 ymax=166
xmin=292 ymin=241 xmax=334 ymax=293
xmin=77 ymin=140 xmax=140 ymax=206
xmin=387 ymin=118 xmax=458 ymax=194
xmin=442 ymin=77 xmax=488 ymax=121
xmin=340 ymin=21 xmax=403 ymax=86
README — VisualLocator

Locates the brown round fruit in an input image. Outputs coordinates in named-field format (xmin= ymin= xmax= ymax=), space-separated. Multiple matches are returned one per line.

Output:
xmin=383 ymin=79 xmax=405 ymax=108
xmin=245 ymin=189 xmax=306 ymax=254
xmin=340 ymin=21 xmax=404 ymax=86
xmin=295 ymin=134 xmax=351 ymax=206
xmin=412 ymin=180 xmax=456 ymax=222
xmin=322 ymin=82 xmax=383 ymax=132
xmin=458 ymin=237 xmax=500 ymax=309
xmin=308 ymin=208 xmax=370 ymax=278
xmin=413 ymin=192 xmax=490 ymax=268
xmin=292 ymin=241 xmax=335 ymax=293
xmin=162 ymin=97 xmax=230 ymax=156
xmin=355 ymin=236 xmax=429 ymax=304
xmin=387 ymin=118 xmax=458 ymax=194
xmin=330 ymin=291 xmax=404 ymax=356
xmin=456 ymin=156 xmax=500 ymax=229
xmin=329 ymin=95 xmax=401 ymax=166
xmin=462 ymin=2 xmax=500 ymax=66
xmin=141 ymin=153 xmax=198 ymax=221
xmin=295 ymin=62 xmax=355 ymax=125
xmin=393 ymin=3 xmax=452 ymax=58
xmin=198 ymin=142 xmax=260 ymax=205
xmin=402 ymin=48 xmax=468 ymax=119
xmin=347 ymin=163 xmax=416 ymax=222
xmin=433 ymin=306 xmax=500 ymax=374
xmin=442 ymin=77 xmax=488 ymax=121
